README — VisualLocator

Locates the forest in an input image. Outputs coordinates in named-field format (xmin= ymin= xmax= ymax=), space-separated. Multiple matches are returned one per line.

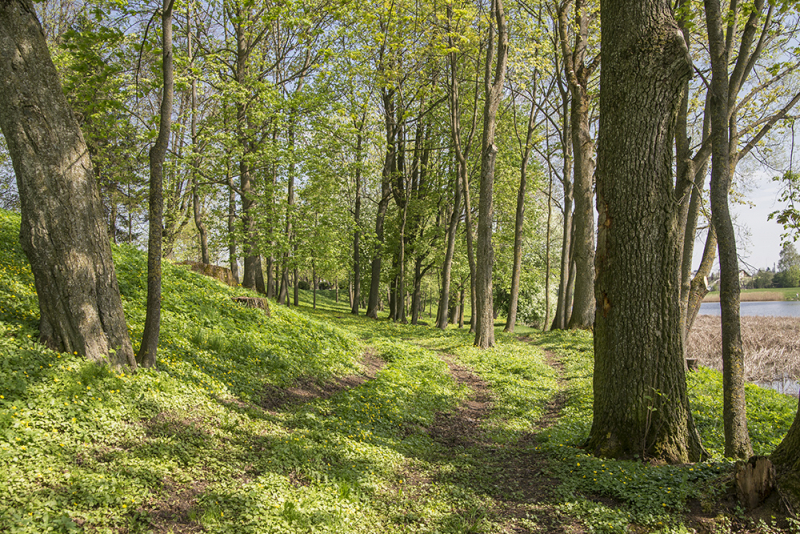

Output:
xmin=2 ymin=0 xmax=800 ymax=531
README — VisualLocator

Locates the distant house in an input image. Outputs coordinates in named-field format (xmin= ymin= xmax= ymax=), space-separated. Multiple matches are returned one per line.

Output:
xmin=738 ymin=269 xmax=753 ymax=289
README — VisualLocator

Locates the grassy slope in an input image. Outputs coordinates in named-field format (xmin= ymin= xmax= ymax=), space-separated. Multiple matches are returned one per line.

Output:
xmin=1 ymin=209 xmax=799 ymax=533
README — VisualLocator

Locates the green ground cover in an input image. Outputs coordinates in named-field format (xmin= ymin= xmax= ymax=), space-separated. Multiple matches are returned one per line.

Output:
xmin=1 ymin=209 xmax=799 ymax=533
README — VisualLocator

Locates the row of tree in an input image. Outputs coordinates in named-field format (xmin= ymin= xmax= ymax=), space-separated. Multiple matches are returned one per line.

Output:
xmin=2 ymin=0 xmax=800 ymax=508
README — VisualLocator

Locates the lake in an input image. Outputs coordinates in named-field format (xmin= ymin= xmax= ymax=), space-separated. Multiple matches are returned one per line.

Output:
xmin=699 ymin=300 xmax=800 ymax=317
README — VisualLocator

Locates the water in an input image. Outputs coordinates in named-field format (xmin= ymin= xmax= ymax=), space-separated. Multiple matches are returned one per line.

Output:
xmin=698 ymin=300 xmax=800 ymax=317
xmin=755 ymin=377 xmax=800 ymax=397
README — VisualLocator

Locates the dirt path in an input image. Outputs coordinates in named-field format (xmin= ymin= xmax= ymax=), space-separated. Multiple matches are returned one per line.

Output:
xmin=145 ymin=349 xmax=386 ymax=533
xmin=421 ymin=348 xmax=584 ymax=533
xmin=259 ymin=350 xmax=386 ymax=411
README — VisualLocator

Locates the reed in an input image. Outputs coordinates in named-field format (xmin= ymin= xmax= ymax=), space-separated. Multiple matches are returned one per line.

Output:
xmin=687 ymin=315 xmax=800 ymax=384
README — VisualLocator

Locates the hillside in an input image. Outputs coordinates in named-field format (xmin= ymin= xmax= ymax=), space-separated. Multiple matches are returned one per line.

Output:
xmin=1 ymin=210 xmax=799 ymax=533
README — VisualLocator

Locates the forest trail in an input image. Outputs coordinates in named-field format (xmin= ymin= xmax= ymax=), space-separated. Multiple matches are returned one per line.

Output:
xmin=259 ymin=350 xmax=387 ymax=411
xmin=415 ymin=346 xmax=585 ymax=533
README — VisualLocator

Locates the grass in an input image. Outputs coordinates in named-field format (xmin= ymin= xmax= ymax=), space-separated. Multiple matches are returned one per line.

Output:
xmin=703 ymin=287 xmax=800 ymax=302
xmin=1 ymin=208 xmax=800 ymax=533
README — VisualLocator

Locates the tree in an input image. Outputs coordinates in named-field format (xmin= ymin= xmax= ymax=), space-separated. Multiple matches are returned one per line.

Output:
xmin=474 ymin=0 xmax=508 ymax=349
xmin=558 ymin=0 xmax=598 ymax=330
xmin=778 ymin=241 xmax=800 ymax=272
xmin=772 ymin=407 xmax=800 ymax=513
xmin=587 ymin=0 xmax=702 ymax=462
xmin=0 ymin=0 xmax=136 ymax=368
xmin=138 ymin=0 xmax=175 ymax=368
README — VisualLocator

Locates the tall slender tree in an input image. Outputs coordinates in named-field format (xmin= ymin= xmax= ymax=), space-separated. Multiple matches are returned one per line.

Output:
xmin=474 ymin=0 xmax=508 ymax=348
xmin=138 ymin=0 xmax=175 ymax=368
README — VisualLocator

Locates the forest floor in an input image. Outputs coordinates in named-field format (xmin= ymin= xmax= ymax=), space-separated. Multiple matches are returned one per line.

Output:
xmin=1 ymin=210 xmax=800 ymax=533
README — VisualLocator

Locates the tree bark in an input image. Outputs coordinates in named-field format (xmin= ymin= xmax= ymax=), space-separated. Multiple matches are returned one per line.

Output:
xmin=352 ymin=130 xmax=363 ymax=315
xmin=366 ymin=88 xmax=396 ymax=319
xmin=544 ymin=156 xmax=554 ymax=331
xmin=551 ymin=78 xmax=574 ymax=331
xmin=138 ymin=0 xmax=174 ymax=368
xmin=188 ymin=4 xmax=209 ymax=265
xmin=558 ymin=0 xmax=597 ymax=330
xmin=0 ymin=0 xmax=136 ymax=368
xmin=474 ymin=0 xmax=508 ymax=349
xmin=504 ymin=88 xmax=537 ymax=333
xmin=772 ymin=397 xmax=800 ymax=515
xmin=587 ymin=0 xmax=700 ymax=462
xmin=705 ymin=0 xmax=754 ymax=460
xmin=438 ymin=15 xmax=466 ymax=329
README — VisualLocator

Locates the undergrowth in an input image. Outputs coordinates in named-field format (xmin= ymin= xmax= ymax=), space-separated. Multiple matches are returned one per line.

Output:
xmin=1 ymin=208 xmax=799 ymax=533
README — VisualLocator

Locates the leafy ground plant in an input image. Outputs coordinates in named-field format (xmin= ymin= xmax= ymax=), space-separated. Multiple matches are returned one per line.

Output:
xmin=1 ymin=208 xmax=799 ymax=533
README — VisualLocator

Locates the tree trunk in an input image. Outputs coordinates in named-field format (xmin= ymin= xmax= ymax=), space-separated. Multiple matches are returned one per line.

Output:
xmin=188 ymin=3 xmax=208 ymax=265
xmin=138 ymin=0 xmax=174 ymax=368
xmin=352 ymin=132 xmax=363 ymax=315
xmin=705 ymin=0 xmax=758 ymax=460
xmin=587 ymin=0 xmax=700 ymax=462
xmin=293 ymin=264 xmax=299 ymax=306
xmin=474 ymin=0 xmax=508 ymax=349
xmin=411 ymin=258 xmax=423 ymax=325
xmin=544 ymin=160 xmax=554 ymax=331
xmin=504 ymin=93 xmax=536 ymax=333
xmin=0 ymin=0 xmax=136 ymax=368
xmin=559 ymin=0 xmax=597 ymax=330
xmin=686 ymin=225 xmax=717 ymax=336
xmin=366 ymin=92 xmax=395 ymax=319
xmin=437 ymin=173 xmax=461 ymax=329
xmin=772 ymin=398 xmax=800 ymax=514
xmin=227 ymin=172 xmax=239 ymax=283
xmin=551 ymin=82 xmax=574 ymax=331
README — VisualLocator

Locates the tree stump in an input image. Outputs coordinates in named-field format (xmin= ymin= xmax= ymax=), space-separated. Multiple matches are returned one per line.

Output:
xmin=232 ymin=297 xmax=271 ymax=317
xmin=735 ymin=456 xmax=776 ymax=510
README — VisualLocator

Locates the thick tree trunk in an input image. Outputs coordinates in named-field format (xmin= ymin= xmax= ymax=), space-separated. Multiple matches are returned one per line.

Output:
xmin=587 ymin=0 xmax=700 ymax=462
xmin=566 ymin=89 xmax=595 ymax=330
xmin=234 ymin=20 xmax=262 ymax=293
xmin=705 ymin=0 xmax=754 ymax=460
xmin=367 ymin=90 xmax=397 ymax=320
xmin=772 ymin=400 xmax=800 ymax=514
xmin=474 ymin=0 xmax=508 ymax=349
xmin=138 ymin=0 xmax=174 ymax=368
xmin=0 ymin=0 xmax=136 ymax=368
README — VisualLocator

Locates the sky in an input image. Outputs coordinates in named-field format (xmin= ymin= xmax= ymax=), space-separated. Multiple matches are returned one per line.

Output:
xmin=691 ymin=170 xmax=787 ymax=274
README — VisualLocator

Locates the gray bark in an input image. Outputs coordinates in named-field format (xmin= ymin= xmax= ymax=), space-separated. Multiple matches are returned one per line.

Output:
xmin=474 ymin=0 xmax=508 ymax=349
xmin=558 ymin=0 xmax=598 ymax=330
xmin=587 ymin=0 xmax=700 ymax=462
xmin=0 ymin=0 xmax=136 ymax=368
xmin=138 ymin=0 xmax=174 ymax=368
